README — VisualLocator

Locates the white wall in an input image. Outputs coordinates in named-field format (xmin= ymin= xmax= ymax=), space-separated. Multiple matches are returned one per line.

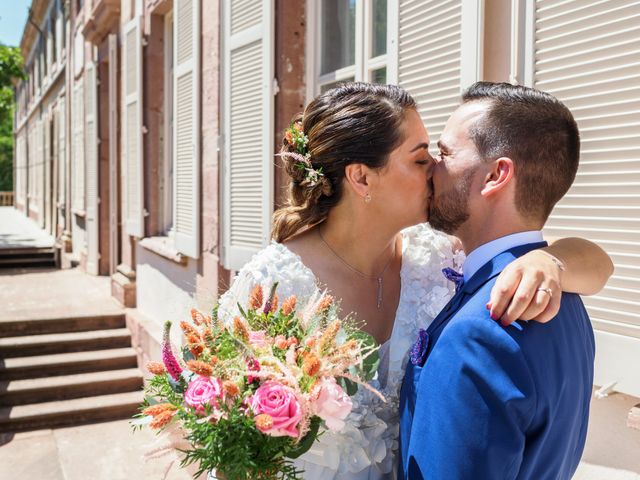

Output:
xmin=135 ymin=244 xmax=200 ymax=346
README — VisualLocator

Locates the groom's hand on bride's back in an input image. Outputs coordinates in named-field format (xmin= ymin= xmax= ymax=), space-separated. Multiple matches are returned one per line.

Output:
xmin=488 ymin=249 xmax=563 ymax=326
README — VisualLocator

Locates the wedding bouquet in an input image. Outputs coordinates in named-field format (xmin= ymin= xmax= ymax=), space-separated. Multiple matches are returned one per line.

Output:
xmin=133 ymin=283 xmax=381 ymax=480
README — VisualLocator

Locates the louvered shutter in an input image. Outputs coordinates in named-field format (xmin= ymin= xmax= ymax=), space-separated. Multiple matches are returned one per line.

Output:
xmin=221 ymin=0 xmax=274 ymax=270
xmin=28 ymin=127 xmax=34 ymax=201
xmin=16 ymin=132 xmax=24 ymax=205
xmin=395 ymin=0 xmax=482 ymax=154
xmin=56 ymin=13 xmax=63 ymax=61
xmin=58 ymin=96 xmax=66 ymax=205
xmin=85 ymin=62 xmax=99 ymax=275
xmin=123 ymin=16 xmax=144 ymax=237
xmin=37 ymin=118 xmax=44 ymax=224
xmin=73 ymin=78 xmax=85 ymax=212
xmin=527 ymin=0 xmax=640 ymax=394
xmin=173 ymin=0 xmax=201 ymax=258
xmin=43 ymin=114 xmax=51 ymax=231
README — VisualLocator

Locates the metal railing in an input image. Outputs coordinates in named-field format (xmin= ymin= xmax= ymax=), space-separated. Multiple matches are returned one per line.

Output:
xmin=0 ymin=192 xmax=14 ymax=207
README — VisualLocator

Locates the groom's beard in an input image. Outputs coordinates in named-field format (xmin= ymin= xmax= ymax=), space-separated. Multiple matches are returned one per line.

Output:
xmin=429 ymin=170 xmax=475 ymax=235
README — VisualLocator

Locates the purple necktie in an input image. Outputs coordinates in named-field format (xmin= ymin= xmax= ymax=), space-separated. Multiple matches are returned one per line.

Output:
xmin=442 ymin=267 xmax=464 ymax=293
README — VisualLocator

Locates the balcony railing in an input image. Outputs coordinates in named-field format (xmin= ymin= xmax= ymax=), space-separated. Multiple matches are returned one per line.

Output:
xmin=0 ymin=192 xmax=14 ymax=207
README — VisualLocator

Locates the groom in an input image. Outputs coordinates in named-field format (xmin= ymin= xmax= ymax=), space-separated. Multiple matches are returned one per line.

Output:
xmin=398 ymin=82 xmax=595 ymax=479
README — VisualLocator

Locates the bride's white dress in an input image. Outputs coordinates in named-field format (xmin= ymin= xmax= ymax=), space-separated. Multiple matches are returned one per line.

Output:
xmin=217 ymin=224 xmax=463 ymax=479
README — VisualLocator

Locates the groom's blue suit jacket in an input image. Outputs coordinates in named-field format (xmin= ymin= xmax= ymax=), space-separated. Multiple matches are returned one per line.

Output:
xmin=398 ymin=242 xmax=595 ymax=480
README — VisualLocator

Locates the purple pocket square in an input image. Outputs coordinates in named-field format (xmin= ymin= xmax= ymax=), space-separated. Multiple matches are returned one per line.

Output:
xmin=410 ymin=328 xmax=430 ymax=366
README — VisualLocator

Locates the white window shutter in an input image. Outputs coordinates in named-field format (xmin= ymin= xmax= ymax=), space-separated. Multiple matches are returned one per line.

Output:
xmin=221 ymin=0 xmax=274 ymax=270
xmin=72 ymin=78 xmax=85 ymax=212
xmin=56 ymin=14 xmax=63 ymax=61
xmin=16 ymin=132 xmax=22 ymax=205
xmin=123 ymin=16 xmax=144 ymax=237
xmin=173 ymin=0 xmax=201 ymax=258
xmin=525 ymin=0 xmax=640 ymax=394
xmin=85 ymin=61 xmax=99 ymax=275
xmin=395 ymin=0 xmax=482 ymax=154
xmin=58 ymin=96 xmax=66 ymax=205
xmin=37 ymin=119 xmax=44 ymax=218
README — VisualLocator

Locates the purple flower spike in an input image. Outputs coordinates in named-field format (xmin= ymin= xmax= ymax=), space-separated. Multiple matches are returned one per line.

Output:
xmin=162 ymin=321 xmax=183 ymax=381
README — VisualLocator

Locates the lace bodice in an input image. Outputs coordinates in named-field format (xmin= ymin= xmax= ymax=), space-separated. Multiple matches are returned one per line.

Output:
xmin=217 ymin=223 xmax=463 ymax=479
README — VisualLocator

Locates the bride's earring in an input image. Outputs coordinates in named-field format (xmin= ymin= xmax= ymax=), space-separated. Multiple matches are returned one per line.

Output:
xmin=364 ymin=193 xmax=372 ymax=204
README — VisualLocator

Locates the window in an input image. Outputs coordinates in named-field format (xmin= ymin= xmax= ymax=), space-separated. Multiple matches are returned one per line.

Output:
xmin=311 ymin=0 xmax=389 ymax=95
xmin=42 ymin=35 xmax=48 ymax=79
xmin=51 ymin=12 xmax=57 ymax=65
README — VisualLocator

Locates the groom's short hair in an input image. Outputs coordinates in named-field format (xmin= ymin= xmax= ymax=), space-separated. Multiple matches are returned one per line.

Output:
xmin=462 ymin=82 xmax=580 ymax=222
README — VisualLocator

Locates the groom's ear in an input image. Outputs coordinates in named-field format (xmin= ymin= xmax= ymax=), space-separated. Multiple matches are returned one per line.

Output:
xmin=480 ymin=157 xmax=514 ymax=198
xmin=344 ymin=163 xmax=371 ymax=196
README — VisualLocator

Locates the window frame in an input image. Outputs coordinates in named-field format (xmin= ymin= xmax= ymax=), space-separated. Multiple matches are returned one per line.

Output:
xmin=307 ymin=0 xmax=395 ymax=100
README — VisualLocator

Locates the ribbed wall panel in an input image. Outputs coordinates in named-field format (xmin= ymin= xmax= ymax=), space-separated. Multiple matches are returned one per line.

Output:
xmin=534 ymin=0 xmax=640 ymax=334
xmin=398 ymin=0 xmax=462 ymax=154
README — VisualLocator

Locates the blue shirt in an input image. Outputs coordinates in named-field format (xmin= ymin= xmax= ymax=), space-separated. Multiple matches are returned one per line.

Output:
xmin=463 ymin=230 xmax=544 ymax=281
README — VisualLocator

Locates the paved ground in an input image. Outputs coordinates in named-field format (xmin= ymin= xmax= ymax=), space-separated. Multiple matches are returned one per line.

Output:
xmin=0 ymin=207 xmax=54 ymax=250
xmin=0 ymin=419 xmax=196 ymax=480
xmin=0 ymin=267 xmax=123 ymax=322
xmin=0 ymin=396 xmax=637 ymax=480
xmin=576 ymin=391 xmax=640 ymax=479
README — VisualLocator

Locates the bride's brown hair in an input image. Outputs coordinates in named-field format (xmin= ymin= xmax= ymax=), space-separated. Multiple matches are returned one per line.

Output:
xmin=272 ymin=82 xmax=417 ymax=243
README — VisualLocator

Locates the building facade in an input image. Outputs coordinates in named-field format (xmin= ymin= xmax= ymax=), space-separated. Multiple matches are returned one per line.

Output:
xmin=13 ymin=0 xmax=640 ymax=397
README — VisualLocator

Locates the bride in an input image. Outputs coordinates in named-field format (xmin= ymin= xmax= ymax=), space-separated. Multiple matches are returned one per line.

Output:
xmin=217 ymin=83 xmax=612 ymax=479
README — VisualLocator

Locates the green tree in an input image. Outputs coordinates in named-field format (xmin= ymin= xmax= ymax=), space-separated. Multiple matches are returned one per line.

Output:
xmin=0 ymin=44 xmax=26 ymax=191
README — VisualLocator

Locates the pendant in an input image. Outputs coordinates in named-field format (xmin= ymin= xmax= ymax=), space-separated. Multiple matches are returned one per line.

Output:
xmin=377 ymin=277 xmax=383 ymax=309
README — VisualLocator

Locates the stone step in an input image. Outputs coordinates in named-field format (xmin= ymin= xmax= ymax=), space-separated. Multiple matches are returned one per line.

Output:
xmin=0 ymin=256 xmax=56 ymax=268
xmin=0 ymin=348 xmax=139 ymax=381
xmin=0 ymin=313 xmax=126 ymax=338
xmin=0 ymin=368 xmax=143 ymax=406
xmin=0 ymin=328 xmax=132 ymax=358
xmin=0 ymin=390 xmax=144 ymax=432
xmin=0 ymin=248 xmax=56 ymax=269
xmin=0 ymin=247 xmax=55 ymax=257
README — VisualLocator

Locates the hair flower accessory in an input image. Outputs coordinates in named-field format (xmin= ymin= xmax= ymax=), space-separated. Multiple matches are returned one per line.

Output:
xmin=277 ymin=121 xmax=325 ymax=187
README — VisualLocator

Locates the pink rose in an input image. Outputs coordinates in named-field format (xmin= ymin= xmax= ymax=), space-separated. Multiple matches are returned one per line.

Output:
xmin=250 ymin=382 xmax=303 ymax=438
xmin=249 ymin=330 xmax=268 ymax=348
xmin=312 ymin=378 xmax=352 ymax=431
xmin=184 ymin=376 xmax=223 ymax=412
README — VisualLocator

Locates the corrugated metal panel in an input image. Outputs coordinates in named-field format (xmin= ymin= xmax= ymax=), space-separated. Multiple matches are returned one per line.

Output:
xmin=533 ymin=0 xmax=640 ymax=336
xmin=398 ymin=0 xmax=462 ymax=152
xmin=173 ymin=0 xmax=201 ymax=259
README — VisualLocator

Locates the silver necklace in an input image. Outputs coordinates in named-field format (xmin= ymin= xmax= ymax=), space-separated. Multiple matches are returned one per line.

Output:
xmin=318 ymin=229 xmax=396 ymax=309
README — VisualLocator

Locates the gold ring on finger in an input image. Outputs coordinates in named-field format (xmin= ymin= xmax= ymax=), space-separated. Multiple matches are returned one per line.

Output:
xmin=537 ymin=287 xmax=553 ymax=298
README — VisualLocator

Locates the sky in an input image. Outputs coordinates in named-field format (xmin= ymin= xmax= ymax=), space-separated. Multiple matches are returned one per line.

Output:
xmin=0 ymin=0 xmax=32 ymax=47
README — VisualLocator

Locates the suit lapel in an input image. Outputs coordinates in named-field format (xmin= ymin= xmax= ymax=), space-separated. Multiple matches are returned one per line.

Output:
xmin=426 ymin=242 xmax=548 ymax=336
